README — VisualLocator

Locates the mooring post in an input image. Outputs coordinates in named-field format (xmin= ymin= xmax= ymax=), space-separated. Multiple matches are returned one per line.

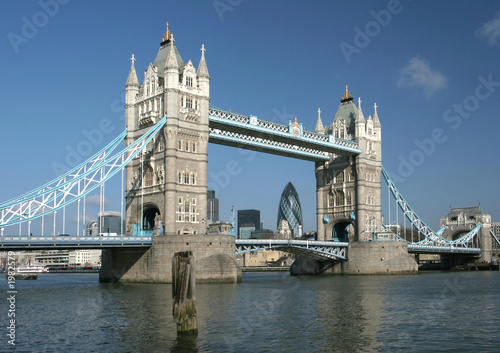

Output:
xmin=172 ymin=251 xmax=198 ymax=335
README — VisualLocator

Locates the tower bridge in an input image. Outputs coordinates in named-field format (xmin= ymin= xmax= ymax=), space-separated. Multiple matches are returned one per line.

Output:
xmin=1 ymin=26 xmax=498 ymax=282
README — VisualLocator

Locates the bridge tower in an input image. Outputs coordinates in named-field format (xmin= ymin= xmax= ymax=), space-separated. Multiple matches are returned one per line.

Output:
xmin=315 ymin=87 xmax=382 ymax=242
xmin=304 ymin=87 xmax=416 ymax=275
xmin=440 ymin=205 xmax=493 ymax=263
xmin=124 ymin=26 xmax=210 ymax=236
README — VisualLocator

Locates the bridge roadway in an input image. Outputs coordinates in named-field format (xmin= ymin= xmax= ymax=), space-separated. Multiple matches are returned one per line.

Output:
xmin=0 ymin=236 xmax=481 ymax=258
xmin=0 ymin=235 xmax=153 ymax=250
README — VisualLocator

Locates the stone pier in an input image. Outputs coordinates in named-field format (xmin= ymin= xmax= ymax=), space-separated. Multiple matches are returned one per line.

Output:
xmin=291 ymin=241 xmax=417 ymax=276
xmin=99 ymin=235 xmax=241 ymax=283
xmin=342 ymin=242 xmax=417 ymax=275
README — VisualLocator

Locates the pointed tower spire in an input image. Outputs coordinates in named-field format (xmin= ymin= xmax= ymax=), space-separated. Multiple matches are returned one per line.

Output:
xmin=341 ymin=84 xmax=353 ymax=103
xmin=356 ymin=97 xmax=365 ymax=122
xmin=315 ymin=108 xmax=324 ymax=133
xmin=373 ymin=102 xmax=381 ymax=127
xmin=165 ymin=38 xmax=178 ymax=70
xmin=125 ymin=54 xmax=139 ymax=132
xmin=355 ymin=96 xmax=366 ymax=139
xmin=125 ymin=54 xmax=139 ymax=87
xmin=197 ymin=44 xmax=210 ymax=79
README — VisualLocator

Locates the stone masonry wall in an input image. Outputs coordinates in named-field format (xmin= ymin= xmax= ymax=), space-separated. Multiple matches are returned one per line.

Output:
xmin=343 ymin=241 xmax=418 ymax=275
xmin=99 ymin=235 xmax=241 ymax=283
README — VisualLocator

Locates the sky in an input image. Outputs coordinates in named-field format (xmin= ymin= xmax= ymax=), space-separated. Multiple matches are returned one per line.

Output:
xmin=1 ymin=0 xmax=499 ymax=235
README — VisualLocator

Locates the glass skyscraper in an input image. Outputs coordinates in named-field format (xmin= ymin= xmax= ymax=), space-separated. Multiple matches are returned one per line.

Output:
xmin=277 ymin=182 xmax=303 ymax=237
xmin=207 ymin=190 xmax=219 ymax=224
xmin=237 ymin=209 xmax=260 ymax=239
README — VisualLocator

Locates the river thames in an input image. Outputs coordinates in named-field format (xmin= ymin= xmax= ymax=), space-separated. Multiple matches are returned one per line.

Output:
xmin=2 ymin=271 xmax=500 ymax=352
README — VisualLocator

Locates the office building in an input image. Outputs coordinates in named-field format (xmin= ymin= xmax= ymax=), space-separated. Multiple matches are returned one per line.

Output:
xmin=207 ymin=190 xmax=219 ymax=224
xmin=277 ymin=182 xmax=303 ymax=237
xmin=237 ymin=209 xmax=260 ymax=238
xmin=98 ymin=211 xmax=122 ymax=235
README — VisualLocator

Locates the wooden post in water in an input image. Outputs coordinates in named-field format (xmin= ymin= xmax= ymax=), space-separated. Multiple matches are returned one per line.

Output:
xmin=172 ymin=251 xmax=198 ymax=335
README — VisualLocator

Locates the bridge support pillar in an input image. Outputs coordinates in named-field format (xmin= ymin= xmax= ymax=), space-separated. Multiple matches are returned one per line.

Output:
xmin=290 ymin=242 xmax=417 ymax=276
xmin=99 ymin=235 xmax=241 ymax=283
xmin=343 ymin=242 xmax=417 ymax=275
xmin=479 ymin=223 xmax=493 ymax=263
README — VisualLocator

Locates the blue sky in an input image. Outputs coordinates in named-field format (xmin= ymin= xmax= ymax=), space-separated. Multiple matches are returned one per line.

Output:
xmin=1 ymin=0 xmax=499 ymax=235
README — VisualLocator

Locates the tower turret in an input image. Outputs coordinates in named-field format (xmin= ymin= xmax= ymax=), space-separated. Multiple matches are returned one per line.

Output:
xmin=373 ymin=103 xmax=381 ymax=140
xmin=164 ymin=35 xmax=180 ymax=92
xmin=125 ymin=54 xmax=139 ymax=135
xmin=315 ymin=108 xmax=324 ymax=134
xmin=197 ymin=44 xmax=210 ymax=98
xmin=355 ymin=97 xmax=365 ymax=139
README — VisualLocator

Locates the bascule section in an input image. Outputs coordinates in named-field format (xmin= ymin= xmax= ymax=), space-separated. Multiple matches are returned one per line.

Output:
xmin=124 ymin=25 xmax=210 ymax=237
xmin=314 ymin=87 xmax=382 ymax=243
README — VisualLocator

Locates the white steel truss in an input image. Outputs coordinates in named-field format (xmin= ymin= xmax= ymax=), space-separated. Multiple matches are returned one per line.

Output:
xmin=0 ymin=117 xmax=166 ymax=229
xmin=235 ymin=239 xmax=348 ymax=260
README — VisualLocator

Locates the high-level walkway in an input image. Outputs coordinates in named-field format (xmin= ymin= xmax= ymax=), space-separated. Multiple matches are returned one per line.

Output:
xmin=209 ymin=107 xmax=361 ymax=161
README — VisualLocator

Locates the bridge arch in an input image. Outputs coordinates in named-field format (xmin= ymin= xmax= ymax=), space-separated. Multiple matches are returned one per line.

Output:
xmin=330 ymin=218 xmax=353 ymax=242
xmin=447 ymin=227 xmax=476 ymax=242
xmin=180 ymin=225 xmax=193 ymax=235
xmin=142 ymin=203 xmax=160 ymax=231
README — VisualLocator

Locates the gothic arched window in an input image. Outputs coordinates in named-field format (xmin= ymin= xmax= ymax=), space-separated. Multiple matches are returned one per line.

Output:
xmin=335 ymin=190 xmax=344 ymax=206
xmin=144 ymin=166 xmax=153 ymax=187
xmin=336 ymin=171 xmax=344 ymax=184
xmin=158 ymin=137 xmax=165 ymax=152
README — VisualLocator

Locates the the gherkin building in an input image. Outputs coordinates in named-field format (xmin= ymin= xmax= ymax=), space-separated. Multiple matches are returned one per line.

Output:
xmin=277 ymin=182 xmax=303 ymax=237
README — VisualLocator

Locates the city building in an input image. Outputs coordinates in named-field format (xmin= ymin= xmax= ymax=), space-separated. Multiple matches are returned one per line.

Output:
xmin=208 ymin=222 xmax=233 ymax=235
xmin=35 ymin=250 xmax=70 ymax=266
xmin=239 ymin=226 xmax=255 ymax=239
xmin=276 ymin=219 xmax=292 ymax=239
xmin=34 ymin=250 xmax=101 ymax=267
xmin=207 ymin=190 xmax=219 ymax=225
xmin=237 ymin=209 xmax=260 ymax=238
xmin=493 ymin=222 xmax=500 ymax=237
xmin=69 ymin=250 xmax=101 ymax=267
xmin=277 ymin=182 xmax=303 ymax=238
xmin=86 ymin=221 xmax=98 ymax=236
xmin=98 ymin=211 xmax=122 ymax=235
xmin=250 ymin=229 xmax=274 ymax=239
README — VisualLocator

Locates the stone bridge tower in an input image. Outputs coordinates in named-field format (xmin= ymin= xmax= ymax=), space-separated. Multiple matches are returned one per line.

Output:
xmin=315 ymin=87 xmax=382 ymax=242
xmin=440 ymin=205 xmax=493 ymax=262
xmin=124 ymin=26 xmax=210 ymax=236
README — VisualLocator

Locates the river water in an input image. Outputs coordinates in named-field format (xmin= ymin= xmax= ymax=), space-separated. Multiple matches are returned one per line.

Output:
xmin=2 ymin=271 xmax=500 ymax=352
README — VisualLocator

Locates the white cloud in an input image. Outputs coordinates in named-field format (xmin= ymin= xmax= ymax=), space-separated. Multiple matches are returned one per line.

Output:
xmin=397 ymin=57 xmax=447 ymax=98
xmin=69 ymin=214 xmax=97 ymax=224
xmin=85 ymin=194 xmax=110 ymax=208
xmin=475 ymin=12 xmax=500 ymax=46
